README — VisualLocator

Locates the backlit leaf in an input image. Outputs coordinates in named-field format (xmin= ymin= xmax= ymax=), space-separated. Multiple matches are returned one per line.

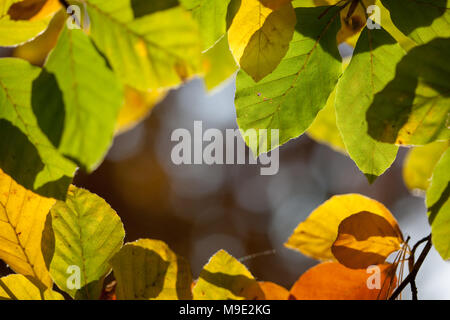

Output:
xmin=403 ymin=141 xmax=449 ymax=193
xmin=285 ymin=194 xmax=401 ymax=261
xmin=43 ymin=26 xmax=124 ymax=171
xmin=332 ymin=211 xmax=403 ymax=269
xmin=259 ymin=281 xmax=289 ymax=300
xmin=0 ymin=58 xmax=76 ymax=199
xmin=235 ymin=5 xmax=341 ymax=156
xmin=0 ymin=169 xmax=54 ymax=287
xmin=83 ymin=0 xmax=202 ymax=90
xmin=335 ymin=27 xmax=403 ymax=181
xmin=426 ymin=147 xmax=450 ymax=260
xmin=381 ymin=0 xmax=450 ymax=44
xmin=289 ymin=262 xmax=396 ymax=300
xmin=0 ymin=274 xmax=63 ymax=300
xmin=111 ymin=239 xmax=192 ymax=300
xmin=366 ymin=38 xmax=450 ymax=146
xmin=192 ymin=249 xmax=264 ymax=300
xmin=0 ymin=0 xmax=61 ymax=46
xmin=228 ymin=0 xmax=296 ymax=82
xmin=42 ymin=186 xmax=125 ymax=299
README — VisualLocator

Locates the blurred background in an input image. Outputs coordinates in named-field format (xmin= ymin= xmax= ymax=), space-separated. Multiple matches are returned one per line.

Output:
xmin=69 ymin=76 xmax=449 ymax=299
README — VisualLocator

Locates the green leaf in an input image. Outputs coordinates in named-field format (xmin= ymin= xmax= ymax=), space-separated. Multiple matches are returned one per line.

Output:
xmin=183 ymin=0 xmax=232 ymax=51
xmin=0 ymin=274 xmax=63 ymax=300
xmin=192 ymin=249 xmax=264 ymax=300
xmin=202 ymin=34 xmax=238 ymax=91
xmin=366 ymin=38 xmax=450 ymax=146
xmin=335 ymin=27 xmax=403 ymax=181
xmin=235 ymin=6 xmax=342 ymax=156
xmin=110 ymin=239 xmax=192 ymax=300
xmin=42 ymin=186 xmax=125 ymax=299
xmin=82 ymin=0 xmax=202 ymax=90
xmin=307 ymin=88 xmax=347 ymax=154
xmin=381 ymin=0 xmax=450 ymax=44
xmin=426 ymin=147 xmax=450 ymax=260
xmin=43 ymin=26 xmax=123 ymax=172
xmin=403 ymin=141 xmax=449 ymax=193
xmin=0 ymin=58 xmax=76 ymax=199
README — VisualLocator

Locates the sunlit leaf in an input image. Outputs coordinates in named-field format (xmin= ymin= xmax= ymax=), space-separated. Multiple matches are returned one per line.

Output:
xmin=182 ymin=0 xmax=231 ymax=51
xmin=403 ymin=141 xmax=450 ymax=193
xmin=83 ymin=0 xmax=202 ymax=90
xmin=202 ymin=35 xmax=238 ymax=91
xmin=0 ymin=274 xmax=63 ymax=300
xmin=0 ymin=58 xmax=76 ymax=199
xmin=366 ymin=38 xmax=450 ymax=146
xmin=335 ymin=26 xmax=403 ymax=182
xmin=0 ymin=169 xmax=54 ymax=287
xmin=0 ymin=0 xmax=61 ymax=46
xmin=43 ymin=26 xmax=124 ymax=172
xmin=192 ymin=249 xmax=264 ymax=300
xmin=235 ymin=5 xmax=341 ymax=156
xmin=111 ymin=239 xmax=192 ymax=300
xmin=381 ymin=0 xmax=450 ymax=44
xmin=289 ymin=262 xmax=396 ymax=300
xmin=42 ymin=186 xmax=125 ymax=299
xmin=228 ymin=0 xmax=296 ymax=82
xmin=285 ymin=194 xmax=401 ymax=261
xmin=115 ymin=86 xmax=167 ymax=135
xmin=332 ymin=211 xmax=403 ymax=269
xmin=259 ymin=281 xmax=289 ymax=300
xmin=426 ymin=147 xmax=450 ymax=260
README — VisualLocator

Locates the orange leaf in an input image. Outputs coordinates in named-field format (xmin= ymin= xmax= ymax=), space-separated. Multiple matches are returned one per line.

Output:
xmin=258 ymin=281 xmax=289 ymax=300
xmin=332 ymin=211 xmax=404 ymax=269
xmin=290 ymin=262 xmax=397 ymax=300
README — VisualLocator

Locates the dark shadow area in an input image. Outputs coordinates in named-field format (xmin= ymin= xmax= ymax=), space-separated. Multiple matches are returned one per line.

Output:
xmin=428 ymin=182 xmax=450 ymax=225
xmin=0 ymin=119 xmax=44 ymax=190
xmin=131 ymin=0 xmax=178 ymax=18
xmin=199 ymin=270 xmax=264 ymax=299
xmin=8 ymin=0 xmax=46 ymax=20
xmin=32 ymin=69 xmax=65 ymax=148
xmin=367 ymin=38 xmax=450 ymax=144
xmin=293 ymin=6 xmax=342 ymax=62
xmin=226 ymin=0 xmax=241 ymax=29
xmin=382 ymin=0 xmax=447 ymax=37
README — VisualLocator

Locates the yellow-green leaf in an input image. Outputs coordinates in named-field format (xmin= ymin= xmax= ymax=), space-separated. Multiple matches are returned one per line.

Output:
xmin=228 ymin=0 xmax=296 ymax=82
xmin=111 ymin=239 xmax=192 ymax=300
xmin=42 ymin=186 xmax=125 ymax=299
xmin=285 ymin=194 xmax=402 ymax=261
xmin=192 ymin=249 xmax=264 ymax=300
xmin=0 ymin=274 xmax=63 ymax=300
xmin=0 ymin=169 xmax=54 ymax=288
xmin=403 ymin=141 xmax=450 ymax=193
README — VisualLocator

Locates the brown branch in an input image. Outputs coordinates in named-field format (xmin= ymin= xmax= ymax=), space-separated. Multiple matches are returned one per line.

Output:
xmin=389 ymin=234 xmax=432 ymax=300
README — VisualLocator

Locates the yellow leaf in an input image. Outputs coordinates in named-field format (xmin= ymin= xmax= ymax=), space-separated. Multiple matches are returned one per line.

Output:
xmin=259 ymin=281 xmax=289 ymax=300
xmin=0 ymin=169 xmax=54 ymax=287
xmin=0 ymin=274 xmax=63 ymax=300
xmin=110 ymin=239 xmax=192 ymax=300
xmin=285 ymin=194 xmax=402 ymax=261
xmin=8 ymin=0 xmax=61 ymax=21
xmin=228 ymin=0 xmax=296 ymax=81
xmin=289 ymin=262 xmax=397 ymax=300
xmin=332 ymin=211 xmax=403 ymax=269
xmin=192 ymin=249 xmax=264 ymax=300
xmin=403 ymin=140 xmax=450 ymax=194
xmin=115 ymin=86 xmax=167 ymax=135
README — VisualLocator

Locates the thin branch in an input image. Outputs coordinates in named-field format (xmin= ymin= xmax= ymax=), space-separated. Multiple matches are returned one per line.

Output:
xmin=389 ymin=234 xmax=432 ymax=300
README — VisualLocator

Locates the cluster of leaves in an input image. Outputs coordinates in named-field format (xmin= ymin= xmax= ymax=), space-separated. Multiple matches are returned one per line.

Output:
xmin=0 ymin=0 xmax=449 ymax=300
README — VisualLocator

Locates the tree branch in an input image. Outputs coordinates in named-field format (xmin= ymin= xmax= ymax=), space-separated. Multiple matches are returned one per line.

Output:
xmin=389 ymin=234 xmax=432 ymax=300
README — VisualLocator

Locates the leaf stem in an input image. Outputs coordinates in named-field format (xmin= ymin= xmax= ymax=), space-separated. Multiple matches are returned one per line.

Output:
xmin=389 ymin=234 xmax=432 ymax=300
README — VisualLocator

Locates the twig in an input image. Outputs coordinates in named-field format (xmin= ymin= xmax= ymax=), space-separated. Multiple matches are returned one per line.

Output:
xmin=389 ymin=234 xmax=432 ymax=300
